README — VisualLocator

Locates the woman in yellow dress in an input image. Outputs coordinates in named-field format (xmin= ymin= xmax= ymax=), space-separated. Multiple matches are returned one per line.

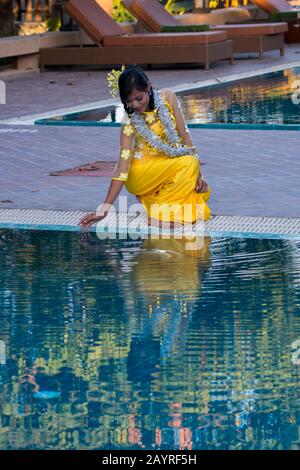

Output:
xmin=79 ymin=66 xmax=211 ymax=230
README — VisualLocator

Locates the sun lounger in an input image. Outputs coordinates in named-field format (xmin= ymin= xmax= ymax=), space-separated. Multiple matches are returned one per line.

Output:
xmin=251 ymin=0 xmax=296 ymax=14
xmin=251 ymin=0 xmax=300 ymax=43
xmin=122 ymin=0 xmax=288 ymax=59
xmin=212 ymin=22 xmax=287 ymax=58
xmin=123 ymin=0 xmax=252 ymax=28
xmin=39 ymin=0 xmax=233 ymax=71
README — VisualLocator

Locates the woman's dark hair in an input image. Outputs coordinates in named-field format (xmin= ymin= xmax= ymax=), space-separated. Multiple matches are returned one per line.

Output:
xmin=118 ymin=65 xmax=154 ymax=115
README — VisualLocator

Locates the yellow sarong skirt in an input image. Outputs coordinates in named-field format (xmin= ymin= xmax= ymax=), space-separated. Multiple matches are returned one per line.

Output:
xmin=125 ymin=154 xmax=211 ymax=224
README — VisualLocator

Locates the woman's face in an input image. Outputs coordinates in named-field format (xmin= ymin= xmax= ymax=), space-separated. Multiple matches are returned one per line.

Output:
xmin=125 ymin=85 xmax=151 ymax=114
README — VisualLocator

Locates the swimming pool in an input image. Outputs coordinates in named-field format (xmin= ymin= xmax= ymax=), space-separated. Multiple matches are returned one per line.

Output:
xmin=0 ymin=229 xmax=299 ymax=450
xmin=35 ymin=66 xmax=300 ymax=130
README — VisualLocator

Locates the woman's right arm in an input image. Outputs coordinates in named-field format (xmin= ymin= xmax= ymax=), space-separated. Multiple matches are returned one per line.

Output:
xmin=79 ymin=120 xmax=135 ymax=229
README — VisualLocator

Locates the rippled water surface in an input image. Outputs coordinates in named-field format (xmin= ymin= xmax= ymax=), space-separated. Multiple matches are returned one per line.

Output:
xmin=0 ymin=230 xmax=300 ymax=450
xmin=180 ymin=67 xmax=300 ymax=125
xmin=47 ymin=67 xmax=300 ymax=126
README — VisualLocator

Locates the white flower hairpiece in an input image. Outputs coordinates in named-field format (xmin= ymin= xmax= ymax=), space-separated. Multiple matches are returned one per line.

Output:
xmin=106 ymin=65 xmax=125 ymax=98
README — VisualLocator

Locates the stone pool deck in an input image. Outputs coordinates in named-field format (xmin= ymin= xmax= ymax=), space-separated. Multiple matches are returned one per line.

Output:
xmin=0 ymin=124 xmax=299 ymax=220
xmin=1 ymin=44 xmax=300 ymax=122
xmin=0 ymin=45 xmax=300 ymax=235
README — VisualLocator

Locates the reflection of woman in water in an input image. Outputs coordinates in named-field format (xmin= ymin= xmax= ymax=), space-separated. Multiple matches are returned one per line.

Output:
xmin=80 ymin=233 xmax=211 ymax=358
xmin=126 ymin=236 xmax=211 ymax=357
xmin=122 ymin=234 xmax=211 ymax=449
xmin=79 ymin=233 xmax=211 ymax=449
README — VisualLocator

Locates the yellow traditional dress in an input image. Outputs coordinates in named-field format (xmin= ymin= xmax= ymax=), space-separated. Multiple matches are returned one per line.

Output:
xmin=112 ymin=89 xmax=211 ymax=223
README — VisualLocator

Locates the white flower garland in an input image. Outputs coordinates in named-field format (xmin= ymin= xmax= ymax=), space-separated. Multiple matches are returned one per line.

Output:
xmin=129 ymin=90 xmax=195 ymax=158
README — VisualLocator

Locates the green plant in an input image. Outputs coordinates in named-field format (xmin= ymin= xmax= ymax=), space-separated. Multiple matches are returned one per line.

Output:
xmin=208 ymin=0 xmax=219 ymax=8
xmin=165 ymin=0 xmax=193 ymax=15
xmin=160 ymin=24 xmax=210 ymax=32
xmin=46 ymin=16 xmax=61 ymax=32
xmin=113 ymin=0 xmax=135 ymax=23
xmin=269 ymin=11 xmax=299 ymax=21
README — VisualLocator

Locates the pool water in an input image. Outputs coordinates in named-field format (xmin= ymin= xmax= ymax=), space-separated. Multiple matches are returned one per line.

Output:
xmin=0 ymin=230 xmax=300 ymax=450
xmin=35 ymin=67 xmax=300 ymax=128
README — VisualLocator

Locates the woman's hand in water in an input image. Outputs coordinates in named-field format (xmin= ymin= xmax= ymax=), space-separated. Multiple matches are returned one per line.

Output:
xmin=195 ymin=174 xmax=208 ymax=193
xmin=79 ymin=204 xmax=110 ymax=230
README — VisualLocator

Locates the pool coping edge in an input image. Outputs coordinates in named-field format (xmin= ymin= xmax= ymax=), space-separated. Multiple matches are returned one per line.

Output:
xmin=0 ymin=209 xmax=299 ymax=241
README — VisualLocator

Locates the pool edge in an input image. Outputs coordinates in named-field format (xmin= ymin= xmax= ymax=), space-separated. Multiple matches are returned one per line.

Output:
xmin=0 ymin=209 xmax=299 ymax=241
xmin=2 ymin=60 xmax=300 ymax=127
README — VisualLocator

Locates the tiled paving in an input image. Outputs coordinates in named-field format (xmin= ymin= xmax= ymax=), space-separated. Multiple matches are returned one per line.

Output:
xmin=0 ymin=46 xmax=300 ymax=227
xmin=0 ymin=124 xmax=299 ymax=218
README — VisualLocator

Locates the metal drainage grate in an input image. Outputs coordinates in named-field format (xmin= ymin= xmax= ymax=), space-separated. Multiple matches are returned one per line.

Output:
xmin=50 ymin=161 xmax=116 ymax=177
xmin=205 ymin=215 xmax=300 ymax=236
xmin=0 ymin=209 xmax=300 ymax=240
xmin=0 ymin=208 xmax=84 ymax=228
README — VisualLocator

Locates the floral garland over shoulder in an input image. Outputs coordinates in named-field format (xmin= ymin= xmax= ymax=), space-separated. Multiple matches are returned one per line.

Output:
xmin=129 ymin=90 xmax=195 ymax=158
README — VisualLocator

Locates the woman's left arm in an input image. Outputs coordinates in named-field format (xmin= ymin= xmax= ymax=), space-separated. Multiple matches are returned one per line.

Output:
xmin=164 ymin=90 xmax=208 ymax=193
xmin=164 ymin=89 xmax=194 ymax=147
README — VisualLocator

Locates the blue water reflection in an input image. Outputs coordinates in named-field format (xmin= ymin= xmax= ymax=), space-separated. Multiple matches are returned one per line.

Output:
xmin=0 ymin=230 xmax=299 ymax=450
xmin=40 ymin=67 xmax=300 ymax=126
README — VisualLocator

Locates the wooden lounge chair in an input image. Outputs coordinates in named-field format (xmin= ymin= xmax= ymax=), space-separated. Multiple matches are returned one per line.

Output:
xmin=251 ymin=0 xmax=297 ymax=15
xmin=123 ymin=0 xmax=252 ymax=27
xmin=122 ymin=0 xmax=288 ymax=59
xmin=250 ymin=0 xmax=300 ymax=43
xmin=39 ymin=0 xmax=233 ymax=72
